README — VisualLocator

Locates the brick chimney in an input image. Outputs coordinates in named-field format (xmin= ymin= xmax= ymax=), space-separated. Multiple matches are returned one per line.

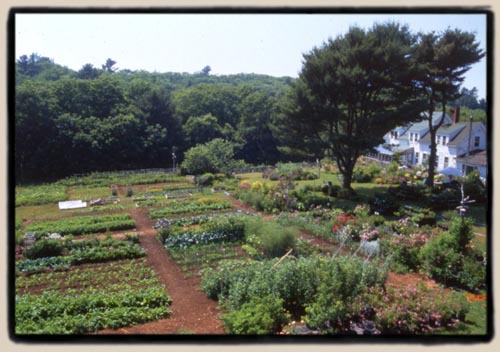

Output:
xmin=451 ymin=107 xmax=460 ymax=125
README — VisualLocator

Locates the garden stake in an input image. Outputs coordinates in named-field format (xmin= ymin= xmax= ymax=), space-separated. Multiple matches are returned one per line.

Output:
xmin=272 ymin=248 xmax=293 ymax=269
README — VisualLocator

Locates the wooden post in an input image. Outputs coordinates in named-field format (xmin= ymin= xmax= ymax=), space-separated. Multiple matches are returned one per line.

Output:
xmin=272 ymin=249 xmax=293 ymax=269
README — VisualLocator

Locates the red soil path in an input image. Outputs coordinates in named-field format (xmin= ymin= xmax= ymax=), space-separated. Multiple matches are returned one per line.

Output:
xmin=97 ymin=207 xmax=225 ymax=334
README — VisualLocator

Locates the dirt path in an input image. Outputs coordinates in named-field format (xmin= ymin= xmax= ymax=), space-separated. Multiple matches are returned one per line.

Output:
xmin=97 ymin=207 xmax=225 ymax=334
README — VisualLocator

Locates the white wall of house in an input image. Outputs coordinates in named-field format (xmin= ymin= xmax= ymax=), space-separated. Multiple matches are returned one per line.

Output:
xmin=378 ymin=117 xmax=486 ymax=172
xmin=452 ymin=125 xmax=486 ymax=157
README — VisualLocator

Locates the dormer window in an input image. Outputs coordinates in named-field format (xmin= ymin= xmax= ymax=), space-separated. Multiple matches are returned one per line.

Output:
xmin=443 ymin=137 xmax=447 ymax=145
xmin=437 ymin=135 xmax=441 ymax=145
xmin=474 ymin=136 xmax=480 ymax=147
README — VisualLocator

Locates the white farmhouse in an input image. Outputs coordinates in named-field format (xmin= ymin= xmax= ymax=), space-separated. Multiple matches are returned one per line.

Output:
xmin=366 ymin=107 xmax=488 ymax=178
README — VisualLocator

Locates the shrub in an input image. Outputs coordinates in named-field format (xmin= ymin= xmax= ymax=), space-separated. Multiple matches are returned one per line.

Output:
xmin=462 ymin=172 xmax=487 ymax=202
xmin=350 ymin=285 xmax=468 ymax=335
xmin=430 ymin=188 xmax=461 ymax=210
xmin=221 ymin=295 xmax=290 ymax=334
xmin=303 ymin=256 xmax=388 ymax=332
xmin=237 ymin=190 xmax=272 ymax=212
xmin=352 ymin=162 xmax=382 ymax=183
xmin=381 ymin=231 xmax=430 ymax=273
xmin=181 ymin=138 xmax=245 ymax=175
xmin=300 ymin=194 xmax=332 ymax=210
xmin=244 ymin=218 xmax=296 ymax=258
xmin=195 ymin=173 xmax=214 ymax=186
xmin=24 ymin=239 xmax=65 ymax=259
xmin=368 ymin=194 xmax=399 ymax=215
xmin=420 ymin=217 xmax=486 ymax=291
xmin=200 ymin=255 xmax=386 ymax=331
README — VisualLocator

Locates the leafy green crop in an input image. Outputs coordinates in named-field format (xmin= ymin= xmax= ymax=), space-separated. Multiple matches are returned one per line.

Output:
xmin=150 ymin=199 xmax=233 ymax=218
xmin=163 ymin=214 xmax=246 ymax=249
xmin=17 ymin=259 xmax=156 ymax=295
xmin=16 ymin=287 xmax=171 ymax=334
xmin=16 ymin=238 xmax=145 ymax=273
xmin=16 ymin=184 xmax=68 ymax=207
xmin=25 ymin=213 xmax=136 ymax=237
xmin=59 ymin=171 xmax=185 ymax=187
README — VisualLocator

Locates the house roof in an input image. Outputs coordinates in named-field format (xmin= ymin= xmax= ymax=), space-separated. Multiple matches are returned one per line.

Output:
xmin=375 ymin=145 xmax=394 ymax=155
xmin=457 ymin=150 xmax=488 ymax=167
xmin=447 ymin=122 xmax=484 ymax=147
xmin=418 ymin=121 xmax=484 ymax=146
xmin=399 ymin=112 xmax=451 ymax=137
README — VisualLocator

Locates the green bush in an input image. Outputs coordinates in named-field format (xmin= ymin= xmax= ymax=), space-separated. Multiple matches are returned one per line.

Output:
xmin=181 ymin=138 xmax=245 ymax=175
xmin=195 ymin=173 xmax=214 ymax=186
xmin=299 ymin=194 xmax=332 ymax=210
xmin=320 ymin=182 xmax=341 ymax=197
xmin=200 ymin=256 xmax=387 ymax=331
xmin=244 ymin=218 xmax=296 ymax=258
xmin=381 ymin=231 xmax=430 ymax=273
xmin=462 ymin=172 xmax=487 ymax=202
xmin=352 ymin=162 xmax=382 ymax=183
xmin=350 ymin=285 xmax=468 ymax=335
xmin=24 ymin=239 xmax=65 ymax=259
xmin=221 ymin=295 xmax=290 ymax=334
xmin=420 ymin=217 xmax=486 ymax=291
xmin=304 ymin=256 xmax=387 ymax=332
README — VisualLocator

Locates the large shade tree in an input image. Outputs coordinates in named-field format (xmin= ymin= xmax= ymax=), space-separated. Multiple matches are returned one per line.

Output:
xmin=280 ymin=23 xmax=424 ymax=193
xmin=413 ymin=29 xmax=484 ymax=187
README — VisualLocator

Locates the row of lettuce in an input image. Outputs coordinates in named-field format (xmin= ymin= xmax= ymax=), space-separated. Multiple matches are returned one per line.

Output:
xmin=15 ymin=236 xmax=172 ymax=334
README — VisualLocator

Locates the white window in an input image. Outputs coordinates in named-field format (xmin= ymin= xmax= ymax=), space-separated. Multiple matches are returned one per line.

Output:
xmin=415 ymin=152 xmax=419 ymax=163
xmin=443 ymin=136 xmax=447 ymax=145
xmin=474 ymin=136 xmax=480 ymax=147
xmin=437 ymin=135 xmax=441 ymax=145
xmin=444 ymin=157 xmax=449 ymax=168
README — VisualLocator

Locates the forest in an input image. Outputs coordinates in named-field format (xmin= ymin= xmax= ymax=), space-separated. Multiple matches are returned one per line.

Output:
xmin=14 ymin=24 xmax=487 ymax=184
xmin=15 ymin=55 xmax=294 ymax=182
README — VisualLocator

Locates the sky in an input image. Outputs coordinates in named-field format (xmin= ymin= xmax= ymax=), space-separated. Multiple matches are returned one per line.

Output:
xmin=15 ymin=12 xmax=488 ymax=99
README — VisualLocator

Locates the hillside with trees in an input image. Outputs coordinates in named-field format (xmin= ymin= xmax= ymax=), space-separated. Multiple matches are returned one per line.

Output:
xmin=14 ymin=54 xmax=290 ymax=182
xmin=14 ymin=23 xmax=486 ymax=189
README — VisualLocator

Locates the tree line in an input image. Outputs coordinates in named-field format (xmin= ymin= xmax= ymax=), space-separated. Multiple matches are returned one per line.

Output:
xmin=15 ymin=22 xmax=485 ymax=191
xmin=15 ymin=54 xmax=290 ymax=182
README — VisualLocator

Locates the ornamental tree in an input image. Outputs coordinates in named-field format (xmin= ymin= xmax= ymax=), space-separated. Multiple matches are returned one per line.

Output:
xmin=280 ymin=23 xmax=424 ymax=193
xmin=412 ymin=29 xmax=484 ymax=187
